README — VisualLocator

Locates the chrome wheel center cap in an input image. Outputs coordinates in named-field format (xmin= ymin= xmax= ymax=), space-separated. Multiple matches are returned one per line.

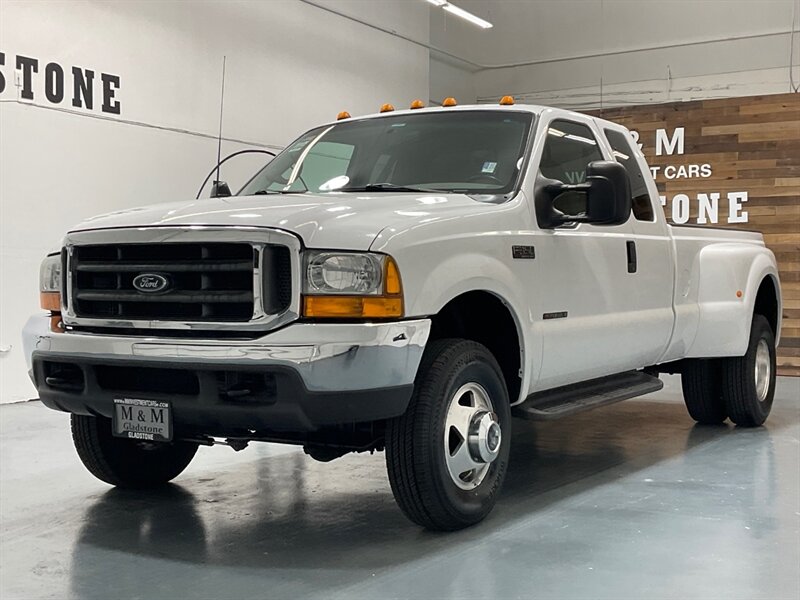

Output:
xmin=468 ymin=411 xmax=502 ymax=464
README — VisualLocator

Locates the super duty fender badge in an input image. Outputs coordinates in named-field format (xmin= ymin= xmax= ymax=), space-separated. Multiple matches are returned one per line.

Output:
xmin=132 ymin=273 xmax=170 ymax=294
xmin=543 ymin=311 xmax=568 ymax=320
xmin=512 ymin=245 xmax=535 ymax=259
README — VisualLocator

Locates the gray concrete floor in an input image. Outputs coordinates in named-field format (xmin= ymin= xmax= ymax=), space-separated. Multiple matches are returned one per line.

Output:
xmin=1 ymin=375 xmax=799 ymax=600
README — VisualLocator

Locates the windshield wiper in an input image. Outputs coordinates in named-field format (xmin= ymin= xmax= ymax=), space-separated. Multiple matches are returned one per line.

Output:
xmin=338 ymin=183 xmax=441 ymax=193
xmin=253 ymin=189 xmax=306 ymax=195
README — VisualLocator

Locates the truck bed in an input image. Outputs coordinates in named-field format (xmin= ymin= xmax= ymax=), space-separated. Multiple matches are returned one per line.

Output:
xmin=670 ymin=224 xmax=765 ymax=245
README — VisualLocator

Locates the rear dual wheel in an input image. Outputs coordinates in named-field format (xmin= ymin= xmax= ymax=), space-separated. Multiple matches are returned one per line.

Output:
xmin=681 ymin=314 xmax=776 ymax=427
xmin=722 ymin=315 xmax=776 ymax=426
xmin=386 ymin=339 xmax=511 ymax=531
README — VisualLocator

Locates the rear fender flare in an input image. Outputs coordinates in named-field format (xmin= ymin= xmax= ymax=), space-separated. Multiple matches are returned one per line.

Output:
xmin=687 ymin=244 xmax=780 ymax=357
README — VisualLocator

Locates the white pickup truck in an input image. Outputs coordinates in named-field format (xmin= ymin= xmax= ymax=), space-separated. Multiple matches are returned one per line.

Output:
xmin=24 ymin=100 xmax=782 ymax=531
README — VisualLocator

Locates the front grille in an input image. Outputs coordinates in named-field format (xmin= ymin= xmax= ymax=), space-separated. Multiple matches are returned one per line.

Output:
xmin=71 ymin=243 xmax=257 ymax=321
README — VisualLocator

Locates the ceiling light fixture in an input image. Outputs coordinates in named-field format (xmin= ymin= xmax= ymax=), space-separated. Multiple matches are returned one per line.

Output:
xmin=426 ymin=0 xmax=493 ymax=29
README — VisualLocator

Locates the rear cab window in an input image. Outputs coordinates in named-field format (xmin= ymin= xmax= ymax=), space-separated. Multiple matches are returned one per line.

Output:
xmin=604 ymin=128 xmax=655 ymax=222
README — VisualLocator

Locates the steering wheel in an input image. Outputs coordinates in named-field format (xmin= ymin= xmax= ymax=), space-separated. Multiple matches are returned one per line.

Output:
xmin=467 ymin=173 xmax=504 ymax=186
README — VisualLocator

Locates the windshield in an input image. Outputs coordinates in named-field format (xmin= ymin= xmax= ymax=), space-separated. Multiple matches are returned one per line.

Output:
xmin=239 ymin=110 xmax=534 ymax=197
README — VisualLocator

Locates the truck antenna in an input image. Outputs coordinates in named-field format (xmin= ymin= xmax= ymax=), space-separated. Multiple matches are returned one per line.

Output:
xmin=213 ymin=56 xmax=227 ymax=196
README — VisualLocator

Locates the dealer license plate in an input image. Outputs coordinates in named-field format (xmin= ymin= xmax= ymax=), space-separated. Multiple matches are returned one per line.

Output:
xmin=113 ymin=398 xmax=173 ymax=442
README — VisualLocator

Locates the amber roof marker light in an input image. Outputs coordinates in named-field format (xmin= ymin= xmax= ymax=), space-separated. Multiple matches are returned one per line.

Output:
xmin=410 ymin=99 xmax=425 ymax=109
xmin=337 ymin=111 xmax=351 ymax=120
xmin=499 ymin=95 xmax=515 ymax=105
xmin=442 ymin=97 xmax=458 ymax=107
xmin=380 ymin=103 xmax=395 ymax=113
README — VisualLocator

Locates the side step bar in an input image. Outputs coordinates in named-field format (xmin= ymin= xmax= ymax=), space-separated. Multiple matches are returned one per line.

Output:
xmin=512 ymin=370 xmax=664 ymax=421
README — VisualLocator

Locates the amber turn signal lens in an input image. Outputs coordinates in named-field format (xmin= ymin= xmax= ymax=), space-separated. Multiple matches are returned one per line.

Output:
xmin=337 ymin=111 xmax=351 ymax=120
xmin=303 ymin=296 xmax=403 ymax=319
xmin=380 ymin=103 xmax=395 ymax=113
xmin=40 ymin=292 xmax=61 ymax=312
xmin=499 ymin=95 xmax=515 ymax=105
xmin=410 ymin=99 xmax=425 ymax=109
xmin=385 ymin=257 xmax=402 ymax=295
xmin=442 ymin=97 xmax=457 ymax=107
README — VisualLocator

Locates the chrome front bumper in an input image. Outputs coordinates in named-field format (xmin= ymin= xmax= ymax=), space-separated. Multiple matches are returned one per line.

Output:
xmin=23 ymin=315 xmax=431 ymax=393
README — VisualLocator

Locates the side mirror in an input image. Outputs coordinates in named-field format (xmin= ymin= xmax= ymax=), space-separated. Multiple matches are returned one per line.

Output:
xmin=534 ymin=160 xmax=632 ymax=229
xmin=210 ymin=180 xmax=232 ymax=198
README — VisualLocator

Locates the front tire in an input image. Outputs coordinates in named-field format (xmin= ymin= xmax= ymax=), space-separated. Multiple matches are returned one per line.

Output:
xmin=385 ymin=339 xmax=511 ymax=531
xmin=721 ymin=314 xmax=777 ymax=427
xmin=71 ymin=414 xmax=198 ymax=488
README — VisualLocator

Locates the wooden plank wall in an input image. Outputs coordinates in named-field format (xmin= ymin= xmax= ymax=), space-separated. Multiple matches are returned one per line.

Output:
xmin=592 ymin=93 xmax=800 ymax=376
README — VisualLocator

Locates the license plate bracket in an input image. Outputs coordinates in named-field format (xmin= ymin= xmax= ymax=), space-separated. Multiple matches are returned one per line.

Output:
xmin=112 ymin=398 xmax=173 ymax=442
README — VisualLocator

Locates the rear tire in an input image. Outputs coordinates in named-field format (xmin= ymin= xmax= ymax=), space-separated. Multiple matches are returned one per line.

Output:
xmin=721 ymin=314 xmax=776 ymax=427
xmin=71 ymin=414 xmax=198 ymax=488
xmin=681 ymin=359 xmax=727 ymax=425
xmin=385 ymin=339 xmax=511 ymax=531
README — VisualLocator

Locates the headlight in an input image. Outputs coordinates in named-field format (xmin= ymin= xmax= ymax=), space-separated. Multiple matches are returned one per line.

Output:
xmin=305 ymin=252 xmax=383 ymax=295
xmin=39 ymin=253 xmax=62 ymax=312
xmin=302 ymin=251 xmax=403 ymax=318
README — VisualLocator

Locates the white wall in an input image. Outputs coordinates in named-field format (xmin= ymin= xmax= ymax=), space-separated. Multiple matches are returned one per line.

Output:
xmin=429 ymin=0 xmax=799 ymax=108
xmin=0 ymin=0 xmax=430 ymax=403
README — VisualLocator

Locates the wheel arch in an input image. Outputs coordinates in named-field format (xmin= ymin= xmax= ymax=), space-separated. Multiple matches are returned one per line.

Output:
xmin=427 ymin=289 xmax=526 ymax=405
xmin=753 ymin=273 xmax=781 ymax=344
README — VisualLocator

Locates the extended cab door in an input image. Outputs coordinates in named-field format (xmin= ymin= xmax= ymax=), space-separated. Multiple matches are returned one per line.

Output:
xmin=601 ymin=124 xmax=675 ymax=365
xmin=530 ymin=114 xmax=665 ymax=390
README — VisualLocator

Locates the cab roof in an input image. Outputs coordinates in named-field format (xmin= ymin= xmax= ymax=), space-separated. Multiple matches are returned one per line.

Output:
xmin=320 ymin=103 xmax=625 ymax=133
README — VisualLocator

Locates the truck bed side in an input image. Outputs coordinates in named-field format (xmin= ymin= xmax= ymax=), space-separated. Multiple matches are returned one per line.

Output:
xmin=662 ymin=225 xmax=781 ymax=362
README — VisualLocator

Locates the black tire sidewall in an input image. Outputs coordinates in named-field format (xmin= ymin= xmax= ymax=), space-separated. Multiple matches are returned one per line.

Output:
xmin=72 ymin=414 xmax=197 ymax=487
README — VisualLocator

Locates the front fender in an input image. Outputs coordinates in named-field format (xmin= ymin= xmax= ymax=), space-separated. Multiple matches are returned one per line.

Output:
xmin=687 ymin=244 xmax=781 ymax=357
xmin=419 ymin=254 xmax=526 ymax=316
xmin=404 ymin=251 xmax=536 ymax=404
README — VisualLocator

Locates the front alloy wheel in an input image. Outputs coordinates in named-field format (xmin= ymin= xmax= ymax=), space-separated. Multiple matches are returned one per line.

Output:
xmin=444 ymin=382 xmax=502 ymax=490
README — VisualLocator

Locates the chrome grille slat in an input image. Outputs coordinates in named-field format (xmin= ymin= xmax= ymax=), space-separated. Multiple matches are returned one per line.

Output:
xmin=74 ymin=260 xmax=253 ymax=272
xmin=74 ymin=291 xmax=254 ymax=303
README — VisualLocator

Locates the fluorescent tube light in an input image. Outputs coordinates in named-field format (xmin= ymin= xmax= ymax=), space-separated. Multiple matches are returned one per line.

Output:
xmin=426 ymin=0 xmax=447 ymax=5
xmin=441 ymin=2 xmax=493 ymax=29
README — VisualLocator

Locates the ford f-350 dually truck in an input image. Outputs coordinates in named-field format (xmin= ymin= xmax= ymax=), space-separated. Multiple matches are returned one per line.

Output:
xmin=24 ymin=99 xmax=782 ymax=531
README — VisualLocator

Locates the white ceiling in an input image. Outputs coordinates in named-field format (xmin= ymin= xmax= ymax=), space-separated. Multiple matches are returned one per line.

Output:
xmin=430 ymin=0 xmax=796 ymax=67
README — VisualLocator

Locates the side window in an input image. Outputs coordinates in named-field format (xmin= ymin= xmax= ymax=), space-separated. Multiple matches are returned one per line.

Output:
xmin=604 ymin=128 xmax=655 ymax=221
xmin=539 ymin=120 xmax=604 ymax=216
xmin=539 ymin=120 xmax=604 ymax=184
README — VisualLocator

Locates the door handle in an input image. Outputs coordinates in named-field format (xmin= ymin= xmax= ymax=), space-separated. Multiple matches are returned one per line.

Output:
xmin=626 ymin=241 xmax=637 ymax=273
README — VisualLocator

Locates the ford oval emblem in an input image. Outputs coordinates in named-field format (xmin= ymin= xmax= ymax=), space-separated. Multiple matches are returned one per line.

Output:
xmin=132 ymin=273 xmax=170 ymax=294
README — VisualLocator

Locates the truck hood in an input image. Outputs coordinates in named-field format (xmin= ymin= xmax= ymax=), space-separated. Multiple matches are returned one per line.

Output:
xmin=70 ymin=192 xmax=497 ymax=249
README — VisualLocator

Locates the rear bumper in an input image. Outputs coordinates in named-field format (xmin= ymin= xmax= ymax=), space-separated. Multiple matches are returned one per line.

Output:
xmin=24 ymin=315 xmax=430 ymax=433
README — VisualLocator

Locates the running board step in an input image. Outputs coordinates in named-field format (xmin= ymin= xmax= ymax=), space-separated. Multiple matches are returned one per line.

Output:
xmin=512 ymin=370 xmax=663 ymax=421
